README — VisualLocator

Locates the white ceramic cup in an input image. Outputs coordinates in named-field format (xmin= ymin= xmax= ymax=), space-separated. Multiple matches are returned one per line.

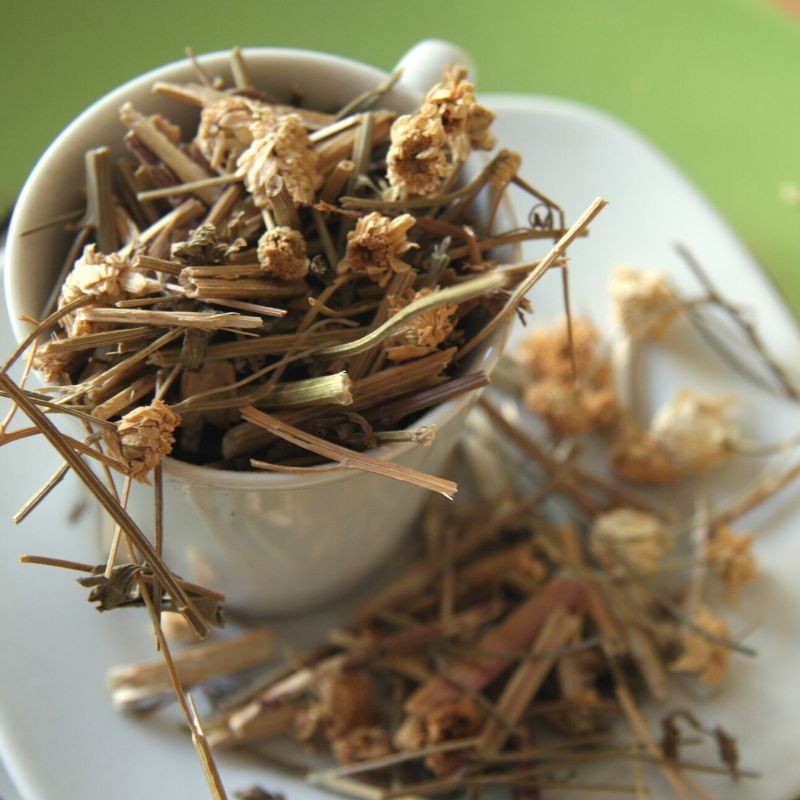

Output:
xmin=5 ymin=41 xmax=514 ymax=615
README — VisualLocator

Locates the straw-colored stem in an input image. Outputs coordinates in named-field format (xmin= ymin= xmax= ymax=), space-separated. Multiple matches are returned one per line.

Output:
xmin=242 ymin=406 xmax=456 ymax=498
xmin=0 ymin=373 xmax=207 ymax=636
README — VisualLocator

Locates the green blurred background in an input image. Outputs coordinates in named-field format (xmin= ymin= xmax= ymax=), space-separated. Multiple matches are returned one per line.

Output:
xmin=2 ymin=0 xmax=800 ymax=310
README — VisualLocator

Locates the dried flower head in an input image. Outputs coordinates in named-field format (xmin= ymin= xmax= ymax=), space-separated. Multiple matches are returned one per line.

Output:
xmin=196 ymin=96 xmax=259 ymax=170
xmin=611 ymin=266 xmax=680 ymax=341
xmin=524 ymin=380 xmax=617 ymax=436
xmin=339 ymin=212 xmax=416 ymax=286
xmin=59 ymin=244 xmax=157 ymax=336
xmin=421 ymin=695 xmax=481 ymax=775
xmin=519 ymin=317 xmax=609 ymax=385
xmin=651 ymin=389 xmax=738 ymax=473
xmin=104 ymin=399 xmax=181 ymax=483
xmin=32 ymin=347 xmax=85 ymax=383
xmin=590 ymin=507 xmax=670 ymax=576
xmin=385 ymin=287 xmax=458 ymax=362
xmin=318 ymin=671 xmax=377 ymax=739
xmin=610 ymin=425 xmax=680 ymax=485
xmin=706 ymin=524 xmax=758 ymax=605
xmin=465 ymin=102 xmax=497 ymax=151
xmin=421 ymin=65 xmax=496 ymax=160
xmin=669 ymin=606 xmax=731 ymax=685
xmin=237 ymin=109 xmax=320 ymax=207
xmin=257 ymin=226 xmax=308 ymax=279
xmin=386 ymin=112 xmax=452 ymax=198
xmin=331 ymin=726 xmax=392 ymax=765
xmin=171 ymin=223 xmax=236 ymax=266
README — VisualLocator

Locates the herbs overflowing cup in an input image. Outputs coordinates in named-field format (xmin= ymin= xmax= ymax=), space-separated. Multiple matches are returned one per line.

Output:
xmin=1 ymin=46 xmax=610 ymax=799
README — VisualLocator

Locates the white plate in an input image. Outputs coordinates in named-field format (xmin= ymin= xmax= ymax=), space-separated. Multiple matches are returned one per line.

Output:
xmin=2 ymin=94 xmax=800 ymax=800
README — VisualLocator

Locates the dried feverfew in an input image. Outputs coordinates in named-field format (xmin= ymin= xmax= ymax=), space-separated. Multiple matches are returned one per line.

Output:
xmin=59 ymin=244 xmax=158 ymax=336
xmin=338 ymin=212 xmax=416 ymax=286
xmin=610 ymin=424 xmax=680 ymax=485
xmin=421 ymin=65 xmax=496 ymax=160
xmin=420 ymin=695 xmax=481 ymax=775
xmin=331 ymin=726 xmax=393 ymax=764
xmin=706 ymin=524 xmax=758 ymax=605
xmin=524 ymin=380 xmax=617 ymax=436
xmin=590 ymin=508 xmax=670 ymax=576
xmin=237 ymin=109 xmax=320 ymax=207
xmin=32 ymin=348 xmax=85 ymax=383
xmin=257 ymin=226 xmax=308 ymax=279
xmin=669 ymin=606 xmax=731 ymax=685
xmin=318 ymin=671 xmax=377 ymax=739
xmin=651 ymin=389 xmax=738 ymax=473
xmin=386 ymin=112 xmax=452 ymax=198
xmin=611 ymin=266 xmax=680 ymax=341
xmin=104 ymin=400 xmax=181 ymax=483
xmin=171 ymin=223 xmax=234 ymax=266
xmin=385 ymin=287 xmax=457 ymax=362
xmin=519 ymin=317 xmax=610 ymax=385
xmin=195 ymin=96 xmax=259 ymax=170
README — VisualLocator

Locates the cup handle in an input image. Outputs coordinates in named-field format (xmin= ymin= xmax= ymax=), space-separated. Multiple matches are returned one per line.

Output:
xmin=392 ymin=39 xmax=475 ymax=98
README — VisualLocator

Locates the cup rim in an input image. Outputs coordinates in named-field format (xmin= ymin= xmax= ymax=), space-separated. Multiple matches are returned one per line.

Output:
xmin=5 ymin=46 xmax=515 ymax=491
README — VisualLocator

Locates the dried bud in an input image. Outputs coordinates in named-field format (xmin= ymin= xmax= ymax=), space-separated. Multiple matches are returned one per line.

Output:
xmin=59 ymin=244 xmax=157 ymax=336
xmin=524 ymin=380 xmax=617 ymax=436
xmin=651 ymin=389 xmax=737 ymax=473
xmin=610 ymin=425 xmax=680 ymax=485
xmin=611 ymin=266 xmax=680 ymax=341
xmin=669 ymin=606 xmax=731 ymax=685
xmin=196 ymin=96 xmax=259 ymax=170
xmin=385 ymin=287 xmax=457 ymax=362
xmin=590 ymin=508 xmax=669 ymax=576
xmin=104 ymin=400 xmax=181 ymax=483
xmin=386 ymin=112 xmax=452 ymax=198
xmin=257 ymin=226 xmax=308 ymax=279
xmin=171 ymin=223 xmax=231 ymax=266
xmin=706 ymin=524 xmax=758 ymax=605
xmin=331 ymin=726 xmax=392 ymax=764
xmin=237 ymin=109 xmax=320 ymax=207
xmin=489 ymin=148 xmax=522 ymax=190
xmin=339 ymin=212 xmax=416 ymax=286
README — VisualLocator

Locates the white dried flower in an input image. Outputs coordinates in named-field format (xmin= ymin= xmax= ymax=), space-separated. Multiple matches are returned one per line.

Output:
xmin=611 ymin=266 xmax=680 ymax=341
xmin=590 ymin=508 xmax=669 ymax=576
xmin=195 ymin=96 xmax=260 ymax=170
xmin=669 ymin=605 xmax=731 ymax=685
xmin=104 ymin=400 xmax=181 ymax=483
xmin=236 ymin=108 xmax=320 ymax=207
xmin=385 ymin=287 xmax=457 ymax=362
xmin=650 ymin=389 xmax=737 ymax=472
xmin=59 ymin=244 xmax=158 ymax=337
xmin=421 ymin=65 xmax=496 ymax=160
xmin=338 ymin=212 xmax=416 ymax=286
xmin=386 ymin=113 xmax=452 ymax=198
xmin=706 ymin=524 xmax=758 ymax=605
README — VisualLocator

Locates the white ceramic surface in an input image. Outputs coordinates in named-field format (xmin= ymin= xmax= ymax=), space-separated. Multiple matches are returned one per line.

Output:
xmin=3 ymin=42 xmax=520 ymax=614
xmin=2 ymin=93 xmax=800 ymax=799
